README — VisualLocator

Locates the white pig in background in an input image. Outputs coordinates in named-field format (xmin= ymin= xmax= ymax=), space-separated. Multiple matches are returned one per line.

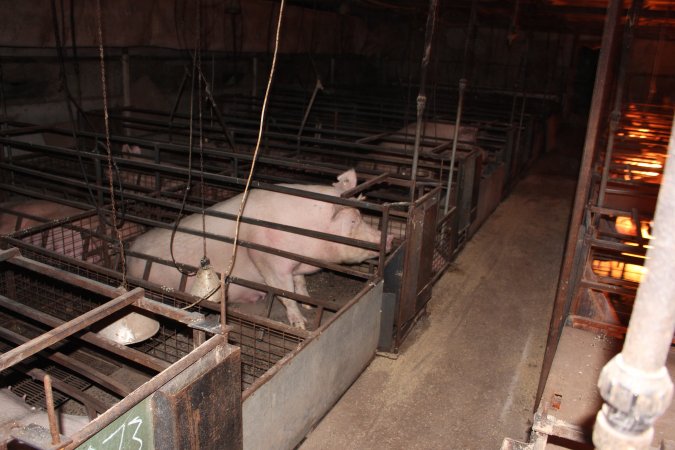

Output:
xmin=397 ymin=121 xmax=479 ymax=144
xmin=127 ymin=169 xmax=393 ymax=329
xmin=0 ymin=200 xmax=83 ymax=235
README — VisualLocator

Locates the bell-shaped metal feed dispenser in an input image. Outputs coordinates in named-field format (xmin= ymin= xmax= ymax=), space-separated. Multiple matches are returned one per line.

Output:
xmin=96 ymin=311 xmax=161 ymax=345
xmin=189 ymin=258 xmax=221 ymax=303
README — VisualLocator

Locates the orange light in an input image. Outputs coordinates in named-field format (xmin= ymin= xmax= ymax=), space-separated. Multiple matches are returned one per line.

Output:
xmin=592 ymin=259 xmax=647 ymax=283
xmin=615 ymin=216 xmax=637 ymax=236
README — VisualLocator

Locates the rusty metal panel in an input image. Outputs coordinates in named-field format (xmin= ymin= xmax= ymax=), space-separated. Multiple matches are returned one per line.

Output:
xmin=394 ymin=190 xmax=439 ymax=349
xmin=398 ymin=205 xmax=427 ymax=325
xmin=241 ymin=282 xmax=382 ymax=450
xmin=379 ymin=245 xmax=405 ymax=351
xmin=470 ymin=163 xmax=506 ymax=236
xmin=415 ymin=196 xmax=440 ymax=311
xmin=153 ymin=344 xmax=242 ymax=450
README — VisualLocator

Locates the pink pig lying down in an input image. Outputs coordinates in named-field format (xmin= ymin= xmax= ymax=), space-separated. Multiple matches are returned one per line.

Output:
xmin=126 ymin=169 xmax=394 ymax=329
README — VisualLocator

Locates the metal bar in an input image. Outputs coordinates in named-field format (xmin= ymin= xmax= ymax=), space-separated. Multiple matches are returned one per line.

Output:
xmin=444 ymin=78 xmax=467 ymax=214
xmin=297 ymin=78 xmax=324 ymax=140
xmin=598 ymin=1 xmax=641 ymax=207
xmin=409 ymin=0 xmax=439 ymax=202
xmin=64 ymin=334 xmax=230 ymax=449
xmin=0 ymin=326 xmax=133 ymax=397
xmin=536 ymin=0 xmax=623 ymax=407
xmin=27 ymin=368 xmax=106 ymax=418
xmin=340 ymin=173 xmax=390 ymax=198
xmin=133 ymin=296 xmax=204 ymax=326
xmin=0 ymin=288 xmax=144 ymax=371
xmin=44 ymin=375 xmax=61 ymax=446
xmin=0 ymin=295 xmax=170 ymax=372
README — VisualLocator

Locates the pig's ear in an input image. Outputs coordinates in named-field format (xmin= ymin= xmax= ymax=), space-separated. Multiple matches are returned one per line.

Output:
xmin=332 ymin=169 xmax=357 ymax=193
xmin=122 ymin=144 xmax=142 ymax=155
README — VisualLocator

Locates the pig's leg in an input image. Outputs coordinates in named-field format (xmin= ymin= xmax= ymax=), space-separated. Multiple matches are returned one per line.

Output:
xmin=293 ymin=275 xmax=313 ymax=310
xmin=256 ymin=267 xmax=307 ymax=328
xmin=248 ymin=250 xmax=307 ymax=328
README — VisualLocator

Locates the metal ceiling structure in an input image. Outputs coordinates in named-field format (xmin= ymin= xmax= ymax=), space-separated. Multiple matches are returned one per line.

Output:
xmin=287 ymin=0 xmax=675 ymax=37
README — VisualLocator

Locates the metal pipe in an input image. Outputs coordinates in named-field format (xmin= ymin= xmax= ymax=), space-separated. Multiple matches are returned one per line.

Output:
xmin=297 ymin=78 xmax=324 ymax=142
xmin=252 ymin=56 xmax=258 ymax=99
xmin=444 ymin=78 xmax=467 ymax=214
xmin=593 ymin=115 xmax=675 ymax=450
xmin=44 ymin=375 xmax=61 ymax=446
xmin=121 ymin=48 xmax=131 ymax=132
xmin=409 ymin=0 xmax=439 ymax=203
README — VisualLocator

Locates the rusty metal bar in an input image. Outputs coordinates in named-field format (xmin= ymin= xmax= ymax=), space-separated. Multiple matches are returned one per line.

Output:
xmin=598 ymin=1 xmax=641 ymax=207
xmin=0 ymin=288 xmax=144 ymax=371
xmin=64 ymin=334 xmax=230 ymax=449
xmin=444 ymin=78 xmax=467 ymax=214
xmin=133 ymin=297 xmax=203 ymax=327
xmin=536 ymin=0 xmax=623 ymax=407
xmin=27 ymin=368 xmax=106 ymax=419
xmin=43 ymin=375 xmax=61 ymax=446
xmin=297 ymin=78 xmax=324 ymax=141
xmin=340 ymin=173 xmax=391 ymax=199
xmin=0 ymin=326 xmax=133 ymax=397
xmin=0 ymin=295 xmax=169 ymax=372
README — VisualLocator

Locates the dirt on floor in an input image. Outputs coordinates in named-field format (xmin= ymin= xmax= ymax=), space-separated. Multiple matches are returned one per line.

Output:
xmin=298 ymin=144 xmax=579 ymax=450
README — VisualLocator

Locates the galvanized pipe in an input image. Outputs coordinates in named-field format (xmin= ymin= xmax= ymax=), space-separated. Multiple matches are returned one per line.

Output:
xmin=593 ymin=116 xmax=675 ymax=449
xmin=444 ymin=78 xmax=467 ymax=214
xmin=409 ymin=0 xmax=439 ymax=203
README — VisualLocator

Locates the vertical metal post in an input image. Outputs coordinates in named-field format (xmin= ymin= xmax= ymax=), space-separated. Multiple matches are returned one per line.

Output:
xmin=330 ymin=57 xmax=335 ymax=86
xmin=535 ymin=0 xmax=623 ymax=407
xmin=444 ymin=78 xmax=467 ymax=214
xmin=598 ymin=0 xmax=641 ymax=207
xmin=593 ymin=115 xmax=675 ymax=450
xmin=409 ymin=0 xmax=439 ymax=203
xmin=252 ymin=56 xmax=258 ymax=100
xmin=121 ymin=48 xmax=131 ymax=136
xmin=44 ymin=375 xmax=61 ymax=445
xmin=297 ymin=78 xmax=324 ymax=141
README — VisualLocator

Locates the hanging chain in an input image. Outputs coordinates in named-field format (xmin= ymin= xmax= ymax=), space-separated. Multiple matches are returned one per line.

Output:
xmin=96 ymin=0 xmax=127 ymax=289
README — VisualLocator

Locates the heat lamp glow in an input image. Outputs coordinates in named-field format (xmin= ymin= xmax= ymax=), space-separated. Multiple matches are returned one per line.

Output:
xmin=592 ymin=259 xmax=647 ymax=284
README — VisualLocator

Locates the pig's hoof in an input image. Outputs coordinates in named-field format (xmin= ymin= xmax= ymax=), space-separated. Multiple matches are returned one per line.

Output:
xmin=288 ymin=313 xmax=307 ymax=330
xmin=301 ymin=303 xmax=313 ymax=310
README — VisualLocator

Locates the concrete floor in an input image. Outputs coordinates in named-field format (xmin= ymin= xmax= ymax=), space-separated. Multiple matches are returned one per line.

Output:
xmin=299 ymin=148 xmax=579 ymax=449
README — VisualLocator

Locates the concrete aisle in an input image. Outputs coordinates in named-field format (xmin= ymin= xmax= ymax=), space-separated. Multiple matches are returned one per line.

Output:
xmin=299 ymin=154 xmax=578 ymax=450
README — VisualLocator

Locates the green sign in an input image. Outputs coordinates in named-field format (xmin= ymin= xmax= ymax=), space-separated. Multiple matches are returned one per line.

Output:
xmin=76 ymin=398 xmax=154 ymax=450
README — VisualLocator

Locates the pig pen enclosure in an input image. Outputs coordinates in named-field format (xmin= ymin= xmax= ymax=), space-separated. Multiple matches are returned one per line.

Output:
xmin=0 ymin=125 xmax=409 ymax=448
xmin=0 ymin=80 xmax=548 ymax=448
xmin=0 ymin=247 xmax=242 ymax=449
